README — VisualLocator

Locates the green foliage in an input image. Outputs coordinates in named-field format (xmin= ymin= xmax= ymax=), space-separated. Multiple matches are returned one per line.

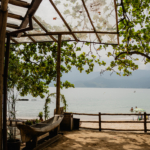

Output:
xmin=43 ymin=94 xmax=51 ymax=120
xmin=60 ymin=94 xmax=68 ymax=112
xmin=47 ymin=92 xmax=68 ymax=112
xmin=103 ymin=0 xmax=150 ymax=76
xmin=42 ymin=92 xmax=67 ymax=119
xmin=24 ymin=120 xmax=33 ymax=125
xmin=9 ymin=41 xmax=105 ymax=98
xmin=24 ymin=119 xmax=41 ymax=125
xmin=7 ymin=88 xmax=18 ymax=141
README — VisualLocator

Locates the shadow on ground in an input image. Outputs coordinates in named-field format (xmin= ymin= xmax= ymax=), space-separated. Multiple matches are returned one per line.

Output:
xmin=44 ymin=130 xmax=150 ymax=150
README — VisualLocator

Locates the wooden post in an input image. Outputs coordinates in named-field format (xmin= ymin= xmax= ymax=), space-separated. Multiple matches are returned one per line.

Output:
xmin=3 ymin=34 xmax=10 ymax=150
xmin=144 ymin=112 xmax=147 ymax=133
xmin=0 ymin=1 xmax=9 ymax=149
xmin=99 ymin=112 xmax=101 ymax=131
xmin=56 ymin=34 xmax=62 ymax=114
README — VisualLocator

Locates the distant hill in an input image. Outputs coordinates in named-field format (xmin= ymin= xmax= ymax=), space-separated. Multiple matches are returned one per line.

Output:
xmin=73 ymin=77 xmax=150 ymax=88
xmin=49 ymin=68 xmax=150 ymax=88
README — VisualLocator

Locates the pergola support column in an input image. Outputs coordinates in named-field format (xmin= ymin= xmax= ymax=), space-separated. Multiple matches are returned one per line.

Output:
xmin=0 ymin=2 xmax=9 ymax=149
xmin=56 ymin=34 xmax=62 ymax=114
xmin=3 ymin=34 xmax=10 ymax=150
xmin=2 ymin=15 xmax=34 ymax=150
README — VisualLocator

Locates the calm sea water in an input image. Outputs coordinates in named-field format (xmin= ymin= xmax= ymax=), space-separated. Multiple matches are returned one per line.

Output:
xmin=16 ymin=87 xmax=150 ymax=121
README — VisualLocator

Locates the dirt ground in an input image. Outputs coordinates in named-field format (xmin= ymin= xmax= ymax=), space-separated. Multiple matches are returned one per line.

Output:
xmin=44 ymin=129 xmax=150 ymax=150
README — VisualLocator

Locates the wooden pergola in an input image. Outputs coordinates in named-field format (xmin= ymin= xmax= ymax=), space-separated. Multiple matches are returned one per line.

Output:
xmin=0 ymin=0 xmax=119 ymax=149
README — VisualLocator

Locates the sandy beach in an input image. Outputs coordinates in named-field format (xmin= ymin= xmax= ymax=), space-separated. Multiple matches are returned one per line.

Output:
xmin=19 ymin=122 xmax=150 ymax=150
xmin=80 ymin=122 xmax=150 ymax=131
xmin=44 ymin=129 xmax=150 ymax=150
xmin=43 ymin=122 xmax=150 ymax=150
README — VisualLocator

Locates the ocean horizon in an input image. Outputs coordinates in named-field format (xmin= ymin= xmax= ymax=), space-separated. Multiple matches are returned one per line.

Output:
xmin=15 ymin=87 xmax=150 ymax=121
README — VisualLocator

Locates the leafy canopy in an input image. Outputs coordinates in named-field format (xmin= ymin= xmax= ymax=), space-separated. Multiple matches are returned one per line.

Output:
xmin=103 ymin=0 xmax=150 ymax=76
xmin=8 ymin=0 xmax=150 ymax=98
xmin=9 ymin=42 xmax=106 ymax=98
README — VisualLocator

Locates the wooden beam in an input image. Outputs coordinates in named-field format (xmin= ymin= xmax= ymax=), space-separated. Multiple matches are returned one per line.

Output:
xmin=17 ymin=0 xmax=43 ymax=37
xmin=0 ymin=2 xmax=9 ymax=149
xmin=101 ymin=121 xmax=148 ymax=123
xmin=8 ymin=16 xmax=33 ymax=36
xmin=23 ymin=32 xmax=36 ymax=43
xmin=8 ymin=13 xmax=24 ymax=20
xmin=56 ymin=35 xmax=61 ymax=114
xmin=10 ymin=37 xmax=19 ymax=44
xmin=114 ymin=0 xmax=119 ymax=45
xmin=72 ymin=112 xmax=143 ymax=116
xmin=81 ymin=0 xmax=101 ymax=43
xmin=9 ymin=40 xmax=119 ymax=45
xmin=7 ymin=0 xmax=30 ymax=8
xmin=0 ymin=9 xmax=8 ymax=150
xmin=80 ymin=120 xmax=148 ymax=123
xmin=144 ymin=112 xmax=147 ymax=133
xmin=80 ymin=127 xmax=99 ymax=130
xmin=21 ymin=31 xmax=119 ymax=36
xmin=80 ymin=121 xmax=99 ymax=123
xmin=33 ymin=134 xmax=62 ymax=150
xmin=73 ymin=113 xmax=98 ymax=116
xmin=49 ymin=0 xmax=78 ymax=41
xmin=101 ymin=113 xmax=140 ymax=115
xmin=101 ymin=128 xmax=144 ymax=131
xmin=1 ymin=0 xmax=9 ymax=11
xmin=7 ymin=23 xmax=20 ymax=29
xmin=3 ymin=34 xmax=10 ymax=150
xmin=99 ymin=112 xmax=101 ymax=131
xmin=27 ymin=36 xmax=36 ymax=43
xmin=33 ymin=16 xmax=57 ymax=42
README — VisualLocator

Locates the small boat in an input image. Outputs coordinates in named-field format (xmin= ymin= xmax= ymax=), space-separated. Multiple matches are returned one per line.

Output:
xmin=17 ymin=114 xmax=64 ymax=143
xmin=17 ymin=99 xmax=29 ymax=101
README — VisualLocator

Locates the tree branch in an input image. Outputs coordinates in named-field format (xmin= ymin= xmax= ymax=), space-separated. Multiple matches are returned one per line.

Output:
xmin=115 ymin=51 xmax=150 ymax=60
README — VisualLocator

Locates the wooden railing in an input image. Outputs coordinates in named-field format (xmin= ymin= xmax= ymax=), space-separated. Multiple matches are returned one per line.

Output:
xmin=72 ymin=112 xmax=150 ymax=133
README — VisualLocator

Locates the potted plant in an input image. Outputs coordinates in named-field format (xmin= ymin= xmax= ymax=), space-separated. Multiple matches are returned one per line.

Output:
xmin=7 ymin=88 xmax=21 ymax=150
xmin=38 ymin=112 xmax=43 ymax=121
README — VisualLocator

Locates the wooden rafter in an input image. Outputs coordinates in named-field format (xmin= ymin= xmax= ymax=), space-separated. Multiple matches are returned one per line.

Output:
xmin=17 ymin=0 xmax=43 ymax=37
xmin=8 ymin=13 xmax=24 ymax=20
xmin=23 ymin=32 xmax=36 ymax=43
xmin=28 ymin=36 xmax=36 ymax=43
xmin=81 ymin=0 xmax=101 ymax=43
xmin=49 ymin=0 xmax=78 ymax=41
xmin=6 ymin=0 xmax=30 ymax=8
xmin=7 ymin=23 xmax=19 ymax=29
xmin=10 ymin=40 xmax=118 ymax=45
xmin=10 ymin=37 xmax=19 ymax=44
xmin=114 ymin=0 xmax=119 ymax=45
xmin=33 ymin=17 xmax=57 ymax=42
xmin=21 ymin=31 xmax=119 ymax=36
